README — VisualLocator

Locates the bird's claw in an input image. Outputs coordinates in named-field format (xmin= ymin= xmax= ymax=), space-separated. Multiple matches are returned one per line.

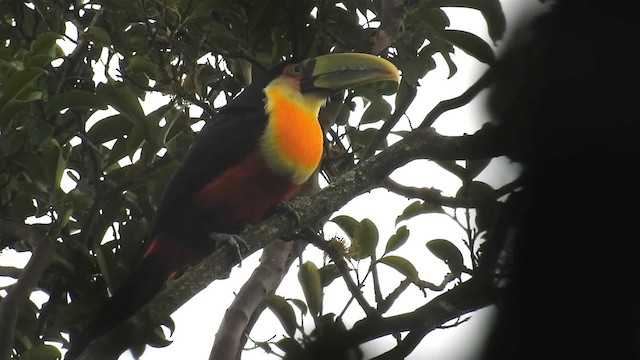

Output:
xmin=208 ymin=232 xmax=248 ymax=267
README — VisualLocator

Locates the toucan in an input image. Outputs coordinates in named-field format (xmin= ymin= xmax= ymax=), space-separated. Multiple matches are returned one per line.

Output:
xmin=66 ymin=53 xmax=399 ymax=358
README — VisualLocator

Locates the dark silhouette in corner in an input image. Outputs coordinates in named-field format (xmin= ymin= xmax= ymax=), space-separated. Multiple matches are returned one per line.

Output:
xmin=482 ymin=1 xmax=640 ymax=358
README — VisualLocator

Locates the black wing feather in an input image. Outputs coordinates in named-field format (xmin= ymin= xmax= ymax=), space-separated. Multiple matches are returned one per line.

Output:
xmin=151 ymin=104 xmax=268 ymax=237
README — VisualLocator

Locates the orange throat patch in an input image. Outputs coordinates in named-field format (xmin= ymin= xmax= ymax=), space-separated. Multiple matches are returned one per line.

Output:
xmin=261 ymin=81 xmax=324 ymax=184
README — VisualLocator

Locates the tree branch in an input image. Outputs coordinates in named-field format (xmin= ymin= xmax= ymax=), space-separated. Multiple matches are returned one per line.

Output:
xmin=363 ymin=0 xmax=409 ymax=55
xmin=209 ymin=240 xmax=297 ymax=360
xmin=0 ymin=223 xmax=53 ymax=360
xmin=382 ymin=176 xmax=521 ymax=208
xmin=76 ymin=123 xmax=508 ymax=359
xmin=357 ymin=276 xmax=494 ymax=358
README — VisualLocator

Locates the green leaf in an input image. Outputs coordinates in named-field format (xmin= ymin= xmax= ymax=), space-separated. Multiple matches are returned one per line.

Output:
xmin=426 ymin=239 xmax=464 ymax=275
xmin=99 ymin=0 xmax=138 ymax=10
xmin=87 ymin=114 xmax=133 ymax=144
xmin=254 ymin=340 xmax=272 ymax=354
xmin=84 ymin=26 xmax=112 ymax=47
xmin=471 ymin=0 xmax=505 ymax=43
xmin=456 ymin=181 xmax=501 ymax=232
xmin=395 ymin=200 xmax=444 ymax=225
xmin=298 ymin=261 xmax=323 ymax=316
xmin=439 ymin=0 xmax=505 ymax=44
xmin=330 ymin=215 xmax=359 ymax=240
xmin=288 ymin=298 xmax=308 ymax=316
xmin=379 ymin=255 xmax=419 ymax=282
xmin=6 ymin=192 xmax=37 ymax=219
xmin=123 ymin=23 xmax=149 ymax=51
xmin=18 ymin=344 xmax=61 ymax=360
xmin=40 ymin=138 xmax=66 ymax=190
xmin=352 ymin=218 xmax=379 ymax=259
xmin=45 ymin=90 xmax=108 ymax=116
xmin=318 ymin=264 xmax=340 ymax=287
xmin=275 ymin=338 xmax=303 ymax=357
xmin=455 ymin=181 xmax=495 ymax=203
xmin=25 ymin=31 xmax=62 ymax=67
xmin=426 ymin=8 xmax=450 ymax=30
xmin=334 ymin=216 xmax=380 ymax=260
xmin=349 ymin=127 xmax=387 ymax=153
xmin=265 ymin=294 xmax=297 ymax=337
xmin=394 ymin=81 xmax=417 ymax=110
xmin=126 ymin=55 xmax=161 ymax=79
xmin=442 ymin=30 xmax=495 ymax=64
xmin=145 ymin=104 xmax=176 ymax=146
xmin=1 ymin=94 xmax=44 ymax=126
xmin=384 ymin=225 xmax=410 ymax=254
xmin=96 ymin=82 xmax=147 ymax=130
xmin=334 ymin=102 xmax=352 ymax=126
xmin=441 ymin=49 xmax=458 ymax=79
xmin=360 ymin=97 xmax=392 ymax=124
xmin=0 ymin=68 xmax=48 ymax=108
xmin=29 ymin=32 xmax=62 ymax=55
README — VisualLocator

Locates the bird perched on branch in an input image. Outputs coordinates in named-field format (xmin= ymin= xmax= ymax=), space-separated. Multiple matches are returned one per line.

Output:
xmin=67 ymin=53 xmax=399 ymax=358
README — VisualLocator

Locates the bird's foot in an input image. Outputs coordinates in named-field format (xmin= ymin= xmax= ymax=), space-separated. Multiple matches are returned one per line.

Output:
xmin=272 ymin=196 xmax=312 ymax=226
xmin=208 ymin=232 xmax=248 ymax=267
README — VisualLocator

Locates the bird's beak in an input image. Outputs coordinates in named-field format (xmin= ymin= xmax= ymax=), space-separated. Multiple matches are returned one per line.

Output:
xmin=301 ymin=53 xmax=400 ymax=95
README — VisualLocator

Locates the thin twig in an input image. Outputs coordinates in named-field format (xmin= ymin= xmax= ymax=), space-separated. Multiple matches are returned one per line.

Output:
xmin=419 ymin=68 xmax=495 ymax=129
xmin=306 ymin=232 xmax=379 ymax=319
xmin=362 ymin=84 xmax=417 ymax=160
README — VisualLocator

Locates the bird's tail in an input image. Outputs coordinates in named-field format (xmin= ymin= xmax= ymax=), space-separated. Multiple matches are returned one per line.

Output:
xmin=66 ymin=235 xmax=194 ymax=359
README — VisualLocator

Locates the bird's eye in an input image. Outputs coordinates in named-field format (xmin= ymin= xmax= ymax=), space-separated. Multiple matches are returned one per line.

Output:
xmin=289 ymin=64 xmax=303 ymax=75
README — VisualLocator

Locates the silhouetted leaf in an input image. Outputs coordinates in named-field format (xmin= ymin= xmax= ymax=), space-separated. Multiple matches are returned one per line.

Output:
xmin=384 ymin=225 xmax=410 ymax=254
xmin=352 ymin=218 xmax=379 ymax=259
xmin=442 ymin=30 xmax=495 ymax=64
xmin=0 ymin=68 xmax=48 ymax=108
xmin=361 ymin=97 xmax=392 ymax=124
xmin=349 ymin=127 xmax=387 ymax=153
xmin=396 ymin=200 xmax=444 ymax=225
xmin=96 ymin=83 xmax=147 ymax=130
xmin=84 ymin=26 xmax=112 ymax=47
xmin=275 ymin=338 xmax=303 ymax=357
xmin=379 ymin=255 xmax=419 ymax=282
xmin=45 ymin=90 xmax=107 ymax=116
xmin=319 ymin=264 xmax=340 ymax=287
xmin=87 ymin=114 xmax=133 ymax=144
xmin=288 ymin=298 xmax=308 ymax=316
xmin=330 ymin=215 xmax=359 ymax=239
xmin=265 ymin=294 xmax=298 ymax=337
xmin=298 ymin=261 xmax=323 ymax=316
xmin=426 ymin=239 xmax=464 ymax=275
xmin=456 ymin=181 xmax=495 ymax=203
xmin=18 ymin=344 xmax=61 ymax=360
